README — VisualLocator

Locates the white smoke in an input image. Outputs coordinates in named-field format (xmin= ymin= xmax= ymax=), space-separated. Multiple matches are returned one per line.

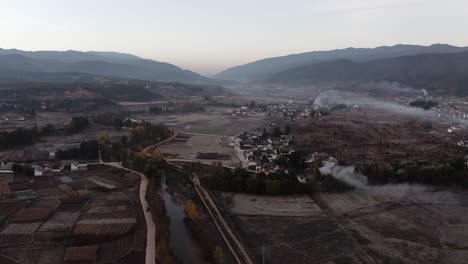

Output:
xmin=319 ymin=161 xmax=368 ymax=188
xmin=313 ymin=89 xmax=468 ymax=127
xmin=319 ymin=162 xmax=449 ymax=200
xmin=312 ymin=90 xmax=449 ymax=121
xmin=313 ymin=90 xmax=428 ymax=115
xmin=371 ymin=81 xmax=421 ymax=94
xmin=421 ymin=89 xmax=428 ymax=96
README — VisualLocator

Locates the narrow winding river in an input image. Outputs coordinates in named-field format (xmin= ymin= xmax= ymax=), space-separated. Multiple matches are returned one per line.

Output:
xmin=159 ymin=175 xmax=205 ymax=264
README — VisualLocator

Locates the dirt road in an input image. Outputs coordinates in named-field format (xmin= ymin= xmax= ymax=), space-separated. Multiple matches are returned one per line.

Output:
xmin=98 ymin=162 xmax=156 ymax=264
xmin=138 ymin=169 xmax=156 ymax=264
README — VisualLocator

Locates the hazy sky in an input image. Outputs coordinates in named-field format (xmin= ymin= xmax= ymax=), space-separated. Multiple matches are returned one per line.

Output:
xmin=1 ymin=0 xmax=467 ymax=75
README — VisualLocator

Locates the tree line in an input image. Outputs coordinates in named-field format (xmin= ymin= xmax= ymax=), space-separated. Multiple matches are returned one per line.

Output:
xmin=0 ymin=116 xmax=90 ymax=151
xmin=54 ymin=122 xmax=171 ymax=164
xmin=65 ymin=116 xmax=90 ymax=135
xmin=0 ymin=122 xmax=62 ymax=150
xmin=131 ymin=149 xmax=165 ymax=183
xmin=129 ymin=122 xmax=172 ymax=146
xmin=12 ymin=163 xmax=35 ymax=177
xmin=361 ymin=159 xmax=468 ymax=187
xmin=409 ymin=100 xmax=438 ymax=110
xmin=56 ymin=140 xmax=100 ymax=160
xmin=0 ymin=116 xmax=90 ymax=150
xmin=0 ymin=127 xmax=38 ymax=150
xmin=201 ymin=162 xmax=315 ymax=195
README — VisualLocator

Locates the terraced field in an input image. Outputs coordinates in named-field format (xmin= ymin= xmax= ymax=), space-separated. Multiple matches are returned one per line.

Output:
xmin=0 ymin=164 xmax=145 ymax=263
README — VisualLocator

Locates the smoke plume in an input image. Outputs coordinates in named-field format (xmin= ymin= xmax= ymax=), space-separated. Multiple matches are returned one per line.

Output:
xmin=319 ymin=162 xmax=450 ymax=200
xmin=319 ymin=161 xmax=368 ymax=188
xmin=369 ymin=81 xmax=421 ymax=94
xmin=313 ymin=90 xmax=441 ymax=120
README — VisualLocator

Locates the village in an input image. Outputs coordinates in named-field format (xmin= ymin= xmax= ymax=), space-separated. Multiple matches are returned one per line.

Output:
xmin=234 ymin=131 xmax=292 ymax=172
xmin=231 ymin=102 xmax=312 ymax=120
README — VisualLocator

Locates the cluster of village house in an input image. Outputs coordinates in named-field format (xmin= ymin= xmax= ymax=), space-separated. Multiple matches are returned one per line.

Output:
xmin=232 ymin=103 xmax=311 ymax=121
xmin=0 ymin=161 xmax=88 ymax=178
xmin=0 ymin=162 xmax=89 ymax=200
xmin=232 ymin=131 xmax=342 ymax=185
xmin=233 ymin=131 xmax=293 ymax=172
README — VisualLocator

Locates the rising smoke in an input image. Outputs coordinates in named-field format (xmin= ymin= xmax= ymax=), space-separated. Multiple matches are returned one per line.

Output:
xmin=319 ymin=161 xmax=442 ymax=199
xmin=315 ymin=90 xmax=424 ymax=112
xmin=368 ymin=81 xmax=423 ymax=95
xmin=421 ymin=89 xmax=429 ymax=96
xmin=312 ymin=90 xmax=439 ymax=120
xmin=319 ymin=161 xmax=368 ymax=188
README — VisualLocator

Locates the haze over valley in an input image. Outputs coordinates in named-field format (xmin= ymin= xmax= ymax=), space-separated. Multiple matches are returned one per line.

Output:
xmin=1 ymin=1 xmax=468 ymax=264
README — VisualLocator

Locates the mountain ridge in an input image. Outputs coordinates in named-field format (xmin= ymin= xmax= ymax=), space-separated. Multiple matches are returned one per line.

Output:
xmin=267 ymin=50 xmax=468 ymax=96
xmin=215 ymin=44 xmax=468 ymax=82
xmin=0 ymin=48 xmax=210 ymax=83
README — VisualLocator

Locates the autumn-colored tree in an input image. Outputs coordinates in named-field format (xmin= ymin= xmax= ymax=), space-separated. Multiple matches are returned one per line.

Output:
xmin=130 ymin=125 xmax=145 ymax=142
xmin=99 ymin=133 xmax=110 ymax=145
xmin=98 ymin=133 xmax=111 ymax=161
xmin=133 ymin=150 xmax=149 ymax=172
xmin=140 ymin=149 xmax=148 ymax=156
xmin=152 ymin=148 xmax=163 ymax=161
xmin=185 ymin=201 xmax=200 ymax=220
xmin=212 ymin=246 xmax=223 ymax=264
xmin=310 ymin=158 xmax=321 ymax=182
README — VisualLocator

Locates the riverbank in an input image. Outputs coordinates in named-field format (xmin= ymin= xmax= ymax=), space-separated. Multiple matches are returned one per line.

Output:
xmin=146 ymin=178 xmax=178 ymax=264
xmin=162 ymin=166 xmax=236 ymax=264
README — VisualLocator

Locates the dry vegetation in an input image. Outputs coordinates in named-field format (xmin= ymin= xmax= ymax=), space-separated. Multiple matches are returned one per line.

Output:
xmin=292 ymin=108 xmax=468 ymax=165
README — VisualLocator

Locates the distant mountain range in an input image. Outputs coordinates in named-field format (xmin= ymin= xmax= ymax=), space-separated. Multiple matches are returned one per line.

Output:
xmin=215 ymin=44 xmax=468 ymax=82
xmin=268 ymin=51 xmax=468 ymax=96
xmin=2 ymin=45 xmax=468 ymax=96
xmin=0 ymin=49 xmax=210 ymax=83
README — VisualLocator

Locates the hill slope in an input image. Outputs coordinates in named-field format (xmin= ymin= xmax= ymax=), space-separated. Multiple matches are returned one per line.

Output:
xmin=268 ymin=51 xmax=468 ymax=96
xmin=0 ymin=49 xmax=209 ymax=83
xmin=215 ymin=44 xmax=468 ymax=82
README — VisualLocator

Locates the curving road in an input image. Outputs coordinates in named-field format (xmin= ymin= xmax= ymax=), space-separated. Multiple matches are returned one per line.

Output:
xmin=142 ymin=131 xmax=178 ymax=154
xmin=97 ymin=162 xmax=156 ymax=264
xmin=138 ymin=168 xmax=156 ymax=264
